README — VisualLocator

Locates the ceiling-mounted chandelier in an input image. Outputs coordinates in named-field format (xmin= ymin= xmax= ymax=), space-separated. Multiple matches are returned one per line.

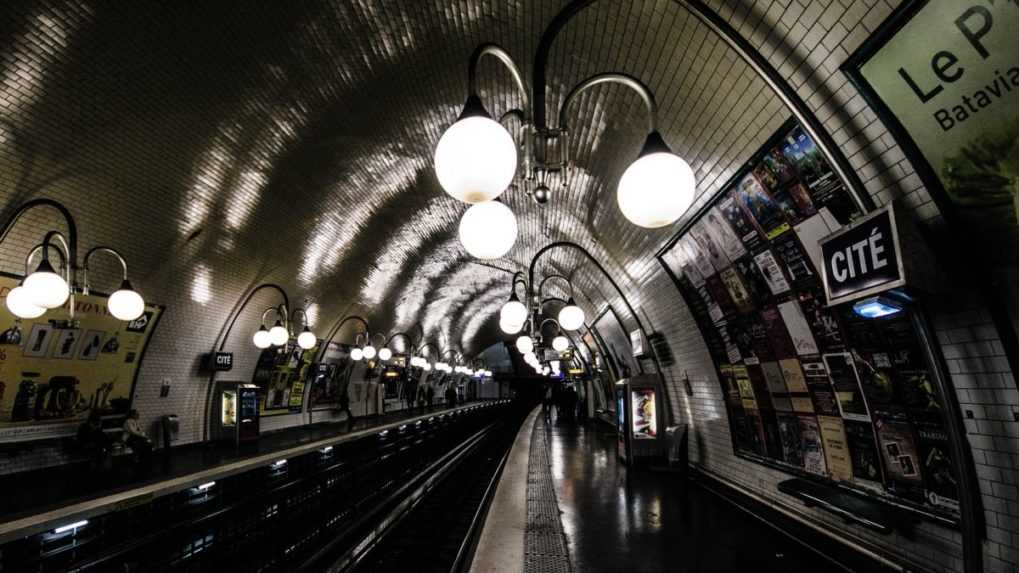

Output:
xmin=434 ymin=42 xmax=697 ymax=260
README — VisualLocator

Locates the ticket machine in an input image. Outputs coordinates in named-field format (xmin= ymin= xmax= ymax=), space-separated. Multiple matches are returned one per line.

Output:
xmin=616 ymin=374 xmax=666 ymax=465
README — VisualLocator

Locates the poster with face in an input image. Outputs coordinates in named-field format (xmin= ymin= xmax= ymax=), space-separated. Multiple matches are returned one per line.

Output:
xmin=704 ymin=206 xmax=747 ymax=261
xmin=875 ymin=414 xmax=924 ymax=500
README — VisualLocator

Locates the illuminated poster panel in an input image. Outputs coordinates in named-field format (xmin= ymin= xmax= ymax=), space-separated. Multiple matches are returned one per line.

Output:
xmin=630 ymin=388 xmax=657 ymax=440
xmin=0 ymin=275 xmax=163 ymax=442
xmin=657 ymin=119 xmax=962 ymax=518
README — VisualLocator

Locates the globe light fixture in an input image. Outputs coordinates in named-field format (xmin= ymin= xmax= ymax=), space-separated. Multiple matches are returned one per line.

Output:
xmin=24 ymin=259 xmax=69 ymax=309
xmin=500 ymin=314 xmax=523 ymax=335
xmin=6 ymin=284 xmax=46 ymax=319
xmin=617 ymin=131 xmax=696 ymax=229
xmin=552 ymin=335 xmax=569 ymax=352
xmin=523 ymin=351 xmax=537 ymax=363
xmin=500 ymin=293 xmax=528 ymax=327
xmin=434 ymin=96 xmax=517 ymax=204
xmin=515 ymin=335 xmax=534 ymax=354
xmin=363 ymin=344 xmax=377 ymax=360
xmin=379 ymin=347 xmax=392 ymax=361
xmin=557 ymin=298 xmax=585 ymax=331
xmin=253 ymin=326 xmax=272 ymax=349
xmin=107 ymin=280 xmax=145 ymax=321
xmin=423 ymin=362 xmax=432 ymax=371
xmin=269 ymin=320 xmax=289 ymax=346
xmin=297 ymin=327 xmax=317 ymax=350
xmin=351 ymin=347 xmax=364 ymax=361
xmin=458 ymin=200 xmax=517 ymax=259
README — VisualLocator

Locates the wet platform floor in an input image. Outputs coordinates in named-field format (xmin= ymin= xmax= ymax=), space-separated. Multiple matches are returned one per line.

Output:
xmin=544 ymin=415 xmax=841 ymax=573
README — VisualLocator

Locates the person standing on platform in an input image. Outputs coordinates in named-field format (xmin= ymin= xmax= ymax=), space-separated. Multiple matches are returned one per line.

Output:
xmin=426 ymin=384 xmax=435 ymax=407
xmin=121 ymin=410 xmax=153 ymax=466
xmin=444 ymin=385 xmax=457 ymax=407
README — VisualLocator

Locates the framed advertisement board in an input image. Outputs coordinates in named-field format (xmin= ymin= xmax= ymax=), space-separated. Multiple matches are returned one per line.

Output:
xmin=0 ymin=274 xmax=164 ymax=442
xmin=656 ymin=118 xmax=963 ymax=524
xmin=841 ymin=0 xmax=1019 ymax=382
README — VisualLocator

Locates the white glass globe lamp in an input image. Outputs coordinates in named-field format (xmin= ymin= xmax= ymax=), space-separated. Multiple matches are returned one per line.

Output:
xmin=6 ymin=284 xmax=46 ymax=319
xmin=350 ymin=347 xmax=364 ymax=361
xmin=363 ymin=345 xmax=377 ymax=360
xmin=268 ymin=320 xmax=289 ymax=346
xmin=552 ymin=335 xmax=569 ymax=352
xmin=458 ymin=201 xmax=517 ymax=259
xmin=557 ymin=298 xmax=585 ymax=331
xmin=515 ymin=335 xmax=534 ymax=354
xmin=24 ymin=259 xmax=69 ymax=309
xmin=297 ymin=327 xmax=317 ymax=350
xmin=253 ymin=326 xmax=271 ymax=349
xmin=617 ymin=131 xmax=695 ymax=229
xmin=107 ymin=280 xmax=145 ymax=321
xmin=434 ymin=96 xmax=517 ymax=204
xmin=379 ymin=348 xmax=392 ymax=361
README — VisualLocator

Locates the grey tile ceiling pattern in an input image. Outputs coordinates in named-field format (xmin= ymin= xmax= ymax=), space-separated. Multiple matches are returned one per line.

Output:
xmin=0 ymin=0 xmax=793 ymax=357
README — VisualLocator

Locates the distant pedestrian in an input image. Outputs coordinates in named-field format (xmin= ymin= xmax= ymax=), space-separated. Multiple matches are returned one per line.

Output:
xmin=444 ymin=385 xmax=457 ymax=407
xmin=426 ymin=384 xmax=435 ymax=407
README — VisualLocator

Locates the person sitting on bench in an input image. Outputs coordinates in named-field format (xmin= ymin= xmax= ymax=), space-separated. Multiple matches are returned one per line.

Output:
xmin=121 ymin=409 xmax=153 ymax=464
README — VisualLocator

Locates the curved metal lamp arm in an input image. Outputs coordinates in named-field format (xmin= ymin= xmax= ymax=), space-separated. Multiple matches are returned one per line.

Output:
xmin=385 ymin=331 xmax=416 ymax=351
xmin=369 ymin=332 xmax=386 ymax=346
xmin=260 ymin=305 xmax=288 ymax=327
xmin=558 ymin=72 xmax=658 ymax=133
xmin=538 ymin=273 xmax=574 ymax=299
xmin=499 ymin=108 xmax=526 ymax=126
xmin=539 ymin=317 xmax=562 ymax=334
xmin=415 ymin=341 xmax=441 ymax=358
xmin=81 ymin=246 xmax=129 ymax=295
xmin=0 ymin=198 xmax=79 ymax=271
xmin=320 ymin=314 xmax=370 ymax=349
xmin=468 ymin=43 xmax=530 ymax=116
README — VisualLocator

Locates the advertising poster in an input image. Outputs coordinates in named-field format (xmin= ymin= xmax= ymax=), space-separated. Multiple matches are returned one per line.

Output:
xmin=309 ymin=342 xmax=354 ymax=410
xmin=0 ymin=277 xmax=162 ymax=442
xmin=844 ymin=420 xmax=884 ymax=489
xmin=818 ymin=415 xmax=853 ymax=482
xmin=803 ymin=360 xmax=840 ymax=416
xmin=631 ymin=388 xmax=657 ymax=440
xmin=252 ymin=342 xmax=315 ymax=415
xmin=752 ymin=251 xmax=792 ymax=296
xmin=823 ymin=352 xmax=872 ymax=422
xmin=735 ymin=174 xmax=791 ymax=240
xmin=847 ymin=0 xmax=1019 ymax=364
xmin=777 ymin=299 xmax=820 ymax=356
xmin=656 ymin=118 xmax=962 ymax=515
xmin=913 ymin=415 xmax=960 ymax=511
xmin=875 ymin=414 xmax=925 ymax=500
xmin=690 ymin=220 xmax=730 ymax=271
xmin=720 ymin=195 xmax=765 ymax=252
xmin=777 ymin=413 xmax=804 ymax=467
xmin=798 ymin=415 xmax=828 ymax=476
xmin=704 ymin=206 xmax=747 ymax=261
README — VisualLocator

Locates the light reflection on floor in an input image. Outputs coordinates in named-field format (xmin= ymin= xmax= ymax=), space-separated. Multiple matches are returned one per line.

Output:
xmin=543 ymin=411 xmax=836 ymax=573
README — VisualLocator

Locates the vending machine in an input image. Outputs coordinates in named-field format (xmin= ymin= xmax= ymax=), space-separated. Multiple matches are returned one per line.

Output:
xmin=616 ymin=375 xmax=665 ymax=465
xmin=212 ymin=381 xmax=260 ymax=444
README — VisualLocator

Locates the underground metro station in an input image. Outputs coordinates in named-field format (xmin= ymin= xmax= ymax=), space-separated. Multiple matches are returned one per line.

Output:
xmin=0 ymin=1 xmax=1015 ymax=572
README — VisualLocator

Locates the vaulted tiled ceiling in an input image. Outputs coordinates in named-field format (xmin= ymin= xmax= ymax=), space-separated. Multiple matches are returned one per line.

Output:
xmin=0 ymin=0 xmax=791 ymax=357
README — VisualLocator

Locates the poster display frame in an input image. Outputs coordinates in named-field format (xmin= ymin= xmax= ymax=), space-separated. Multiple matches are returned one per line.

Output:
xmin=654 ymin=117 xmax=968 ymax=528
xmin=0 ymin=271 xmax=165 ymax=443
xmin=840 ymin=0 xmax=1019 ymax=387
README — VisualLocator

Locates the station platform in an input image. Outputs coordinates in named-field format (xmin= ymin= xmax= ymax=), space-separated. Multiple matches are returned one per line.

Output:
xmin=0 ymin=401 xmax=474 ymax=542
xmin=472 ymin=408 xmax=866 ymax=573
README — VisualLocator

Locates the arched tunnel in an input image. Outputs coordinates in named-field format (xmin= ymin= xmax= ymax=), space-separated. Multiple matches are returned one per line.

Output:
xmin=0 ymin=1 xmax=1015 ymax=572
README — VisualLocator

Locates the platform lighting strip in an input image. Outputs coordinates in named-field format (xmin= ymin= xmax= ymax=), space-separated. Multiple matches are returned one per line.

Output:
xmin=53 ymin=520 xmax=88 ymax=534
